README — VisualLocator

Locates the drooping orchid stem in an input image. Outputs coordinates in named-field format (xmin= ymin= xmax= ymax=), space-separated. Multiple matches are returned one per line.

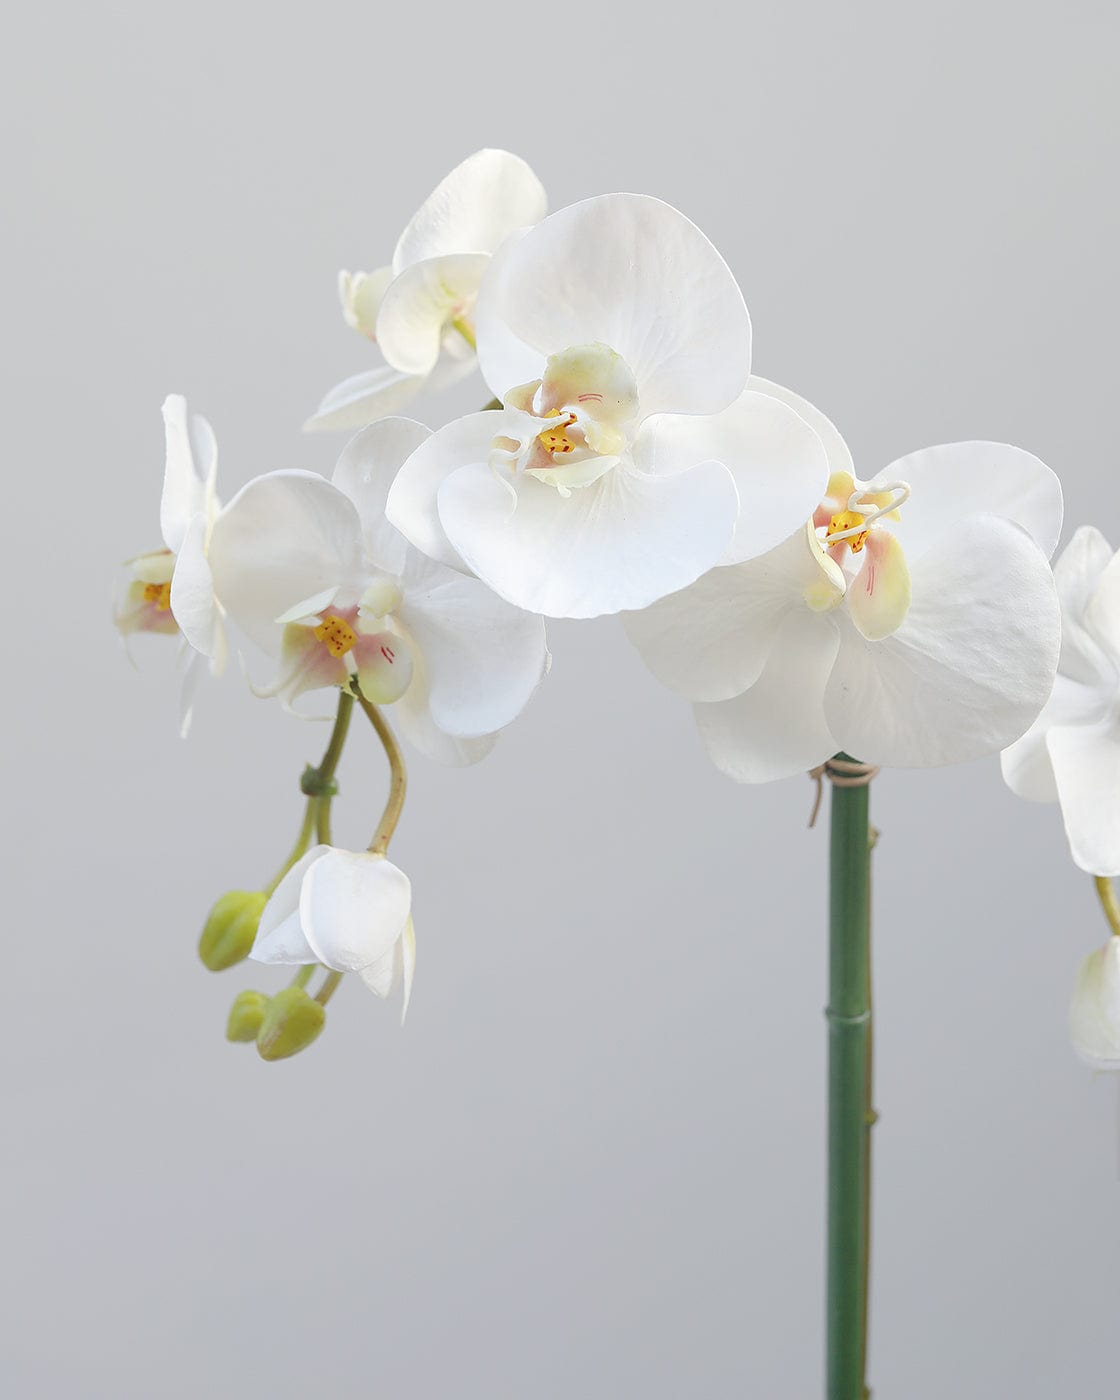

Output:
xmin=265 ymin=799 xmax=318 ymax=898
xmin=825 ymin=754 xmax=875 ymax=1400
xmin=308 ymin=688 xmax=355 ymax=846
xmin=1093 ymin=875 xmax=1120 ymax=938
xmin=312 ymin=697 xmax=408 ymax=1012
xmin=355 ymin=694 xmax=408 ymax=855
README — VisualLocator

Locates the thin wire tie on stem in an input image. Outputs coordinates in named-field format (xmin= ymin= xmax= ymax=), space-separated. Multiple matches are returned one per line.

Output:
xmin=807 ymin=758 xmax=881 ymax=829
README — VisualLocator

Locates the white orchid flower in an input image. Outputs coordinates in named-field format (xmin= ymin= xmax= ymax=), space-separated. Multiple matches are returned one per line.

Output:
xmin=115 ymin=395 xmax=229 ymax=734
xmin=1001 ymin=527 xmax=1120 ymax=875
xmin=384 ymin=194 xmax=828 ymax=619
xmin=624 ymin=380 xmax=1063 ymax=780
xmin=305 ymin=149 xmax=547 ymax=433
xmin=252 ymin=845 xmax=416 ymax=1015
xmin=1070 ymin=938 xmax=1120 ymax=1070
xmin=207 ymin=418 xmax=549 ymax=765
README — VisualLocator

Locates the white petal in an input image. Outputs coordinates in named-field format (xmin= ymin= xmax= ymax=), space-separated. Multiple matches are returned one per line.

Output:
xmin=624 ymin=528 xmax=820 ymax=702
xmin=400 ymin=916 xmax=416 ymax=1022
xmin=1055 ymin=525 xmax=1117 ymax=683
xmin=694 ymin=608 xmax=840 ymax=782
xmin=385 ymin=411 xmax=499 ymax=572
xmin=177 ymin=648 xmax=206 ymax=739
xmin=332 ymin=417 xmax=431 ymax=573
xmin=746 ymin=376 xmax=854 ymax=479
xmin=1047 ymin=721 xmax=1120 ymax=876
xmin=251 ymin=846 xmax=332 ymax=964
xmin=392 ymin=649 xmax=498 ymax=766
xmin=1070 ymin=941 xmax=1120 ymax=1070
xmin=396 ymin=549 xmax=549 ymax=736
xmin=160 ymin=395 xmax=215 ymax=553
xmin=826 ymin=514 xmax=1060 ymax=767
xmin=871 ymin=442 xmax=1063 ymax=562
xmin=208 ymin=471 xmax=362 ymax=654
xmin=1001 ymin=673 xmax=1106 ymax=803
xmin=357 ymin=941 xmax=400 ymax=998
xmin=377 ymin=253 xmax=489 ymax=375
xmin=633 ymin=389 xmax=828 ymax=565
xmin=300 ymin=850 xmax=412 ymax=972
xmin=437 ymin=460 xmax=739 ymax=619
xmin=475 ymin=194 xmax=751 ymax=416
xmin=304 ymin=365 xmax=426 ymax=434
xmin=1084 ymin=547 xmax=1120 ymax=668
xmin=170 ymin=512 xmax=219 ymax=660
xmin=393 ymin=149 xmax=547 ymax=270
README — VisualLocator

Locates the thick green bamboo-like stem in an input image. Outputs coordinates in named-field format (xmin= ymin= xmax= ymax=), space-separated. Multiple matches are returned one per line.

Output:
xmin=826 ymin=756 xmax=873 ymax=1400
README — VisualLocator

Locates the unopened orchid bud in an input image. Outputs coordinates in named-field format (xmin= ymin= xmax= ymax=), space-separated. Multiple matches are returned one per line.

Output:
xmin=1070 ymin=938 xmax=1120 ymax=1070
xmin=256 ymin=986 xmax=326 ymax=1061
xmin=226 ymin=990 xmax=270 ymax=1043
xmin=199 ymin=891 xmax=268 ymax=971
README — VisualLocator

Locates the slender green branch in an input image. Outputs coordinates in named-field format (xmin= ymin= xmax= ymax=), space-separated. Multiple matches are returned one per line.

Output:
xmin=264 ymin=798 xmax=318 ymax=896
xmin=452 ymin=316 xmax=477 ymax=350
xmin=1094 ymin=875 xmax=1120 ymax=938
xmin=314 ymin=970 xmax=343 ymax=1006
xmin=826 ymin=754 xmax=874 ymax=1400
xmin=355 ymin=693 xmax=408 ymax=854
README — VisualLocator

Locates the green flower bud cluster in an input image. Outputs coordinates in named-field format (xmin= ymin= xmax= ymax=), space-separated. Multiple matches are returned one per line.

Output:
xmin=201 ymin=879 xmax=332 ymax=1063
xmin=225 ymin=986 xmax=326 ymax=1061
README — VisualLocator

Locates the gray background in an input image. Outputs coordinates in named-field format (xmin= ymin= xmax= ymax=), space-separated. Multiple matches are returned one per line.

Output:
xmin=4 ymin=2 xmax=1119 ymax=1395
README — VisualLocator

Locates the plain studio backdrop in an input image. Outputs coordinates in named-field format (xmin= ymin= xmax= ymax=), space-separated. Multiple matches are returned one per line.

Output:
xmin=3 ymin=3 xmax=1118 ymax=1395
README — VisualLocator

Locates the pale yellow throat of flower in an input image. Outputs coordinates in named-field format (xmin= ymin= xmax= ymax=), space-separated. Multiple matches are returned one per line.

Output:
xmin=803 ymin=472 xmax=913 ymax=641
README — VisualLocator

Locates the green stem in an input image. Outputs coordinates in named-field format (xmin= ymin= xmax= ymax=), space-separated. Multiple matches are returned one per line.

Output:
xmin=264 ymin=798 xmax=318 ymax=897
xmin=355 ymin=694 xmax=408 ymax=854
xmin=1094 ymin=875 xmax=1120 ymax=938
xmin=304 ymin=688 xmax=355 ymax=849
xmin=314 ymin=970 xmax=343 ymax=1006
xmin=452 ymin=316 xmax=477 ymax=350
xmin=316 ymin=689 xmax=354 ymax=788
xmin=826 ymin=755 xmax=873 ymax=1400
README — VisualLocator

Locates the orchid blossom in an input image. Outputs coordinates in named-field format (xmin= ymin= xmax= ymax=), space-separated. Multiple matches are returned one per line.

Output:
xmin=1001 ymin=527 xmax=1120 ymax=875
xmin=207 ymin=417 xmax=549 ymax=764
xmin=625 ymin=381 xmax=1063 ymax=779
xmin=115 ymin=395 xmax=228 ymax=734
xmin=385 ymin=195 xmax=829 ymax=618
xmin=252 ymin=844 xmax=416 ymax=1015
xmin=305 ymin=149 xmax=547 ymax=433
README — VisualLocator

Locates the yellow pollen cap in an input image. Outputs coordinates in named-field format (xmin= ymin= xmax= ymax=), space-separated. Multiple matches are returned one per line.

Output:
xmin=537 ymin=410 xmax=578 ymax=456
xmin=826 ymin=510 xmax=870 ymax=554
xmin=313 ymin=614 xmax=358 ymax=658
xmin=143 ymin=581 xmax=173 ymax=611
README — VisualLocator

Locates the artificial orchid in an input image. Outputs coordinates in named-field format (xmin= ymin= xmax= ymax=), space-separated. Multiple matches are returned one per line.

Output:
xmin=306 ymin=149 xmax=547 ymax=432
xmin=207 ymin=417 xmax=549 ymax=764
xmin=252 ymin=844 xmax=416 ymax=1015
xmin=625 ymin=381 xmax=1064 ymax=779
xmin=115 ymin=395 xmax=229 ymax=734
xmin=1001 ymin=526 xmax=1120 ymax=875
xmin=385 ymin=195 xmax=829 ymax=618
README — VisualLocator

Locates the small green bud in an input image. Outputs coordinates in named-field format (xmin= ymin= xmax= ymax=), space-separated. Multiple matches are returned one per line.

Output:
xmin=226 ymin=990 xmax=270 ymax=1043
xmin=199 ymin=891 xmax=268 ymax=971
xmin=256 ymin=986 xmax=325 ymax=1061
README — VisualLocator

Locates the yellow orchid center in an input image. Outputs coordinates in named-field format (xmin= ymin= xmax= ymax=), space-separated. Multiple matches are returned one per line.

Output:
xmin=537 ymin=410 xmax=578 ymax=456
xmin=826 ymin=510 xmax=870 ymax=553
xmin=143 ymin=581 xmax=173 ymax=611
xmin=313 ymin=614 xmax=358 ymax=658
